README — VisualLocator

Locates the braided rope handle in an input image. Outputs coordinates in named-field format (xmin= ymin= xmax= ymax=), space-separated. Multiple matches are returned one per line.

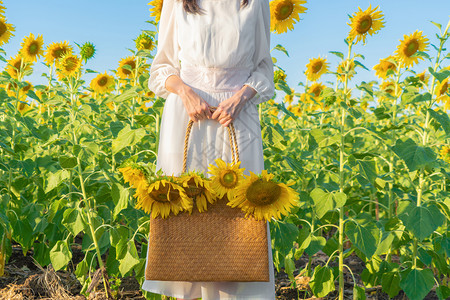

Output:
xmin=182 ymin=107 xmax=240 ymax=173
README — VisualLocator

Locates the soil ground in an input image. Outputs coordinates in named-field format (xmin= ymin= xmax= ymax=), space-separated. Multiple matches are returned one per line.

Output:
xmin=0 ymin=243 xmax=440 ymax=300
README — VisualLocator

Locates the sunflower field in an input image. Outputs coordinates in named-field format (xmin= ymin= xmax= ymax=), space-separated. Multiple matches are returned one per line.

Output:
xmin=0 ymin=0 xmax=450 ymax=299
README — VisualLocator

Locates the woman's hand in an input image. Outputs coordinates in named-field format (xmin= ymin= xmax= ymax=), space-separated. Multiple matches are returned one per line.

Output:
xmin=165 ymin=74 xmax=212 ymax=122
xmin=211 ymin=85 xmax=257 ymax=127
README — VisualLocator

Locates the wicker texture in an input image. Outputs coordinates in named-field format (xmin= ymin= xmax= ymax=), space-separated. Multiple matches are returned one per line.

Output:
xmin=145 ymin=114 xmax=270 ymax=282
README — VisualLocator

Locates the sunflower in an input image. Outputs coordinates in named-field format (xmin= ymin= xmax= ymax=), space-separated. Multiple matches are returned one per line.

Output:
xmin=227 ymin=170 xmax=298 ymax=221
xmin=308 ymin=82 xmax=326 ymax=101
xmin=270 ymin=0 xmax=307 ymax=34
xmin=5 ymin=55 xmax=33 ymax=79
xmin=106 ymin=101 xmax=116 ymax=110
xmin=435 ymin=79 xmax=449 ymax=104
xmin=0 ymin=17 xmax=15 ymax=46
xmin=289 ymin=104 xmax=303 ymax=117
xmin=284 ymin=88 xmax=294 ymax=104
xmin=56 ymin=53 xmax=82 ymax=80
xmin=118 ymin=166 xmax=148 ymax=190
xmin=416 ymin=70 xmax=430 ymax=87
xmin=136 ymin=33 xmax=155 ymax=51
xmin=336 ymin=59 xmax=356 ymax=82
xmin=439 ymin=146 xmax=450 ymax=164
xmin=347 ymin=5 xmax=385 ymax=44
xmin=79 ymin=42 xmax=96 ymax=62
xmin=44 ymin=41 xmax=73 ymax=65
xmin=208 ymin=158 xmax=245 ymax=200
xmin=177 ymin=172 xmax=216 ymax=213
xmin=135 ymin=179 xmax=193 ymax=219
xmin=395 ymin=30 xmax=429 ymax=68
xmin=378 ymin=80 xmax=397 ymax=103
xmin=305 ymin=56 xmax=329 ymax=82
xmin=274 ymin=69 xmax=287 ymax=82
xmin=373 ymin=56 xmax=397 ymax=79
xmin=20 ymin=33 xmax=44 ymax=62
xmin=148 ymin=0 xmax=164 ymax=23
xmin=0 ymin=1 xmax=5 ymax=14
xmin=117 ymin=56 xmax=136 ymax=79
xmin=17 ymin=101 xmax=33 ymax=114
xmin=90 ymin=72 xmax=115 ymax=94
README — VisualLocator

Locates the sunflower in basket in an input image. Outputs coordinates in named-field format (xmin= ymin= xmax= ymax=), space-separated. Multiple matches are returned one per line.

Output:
xmin=177 ymin=171 xmax=216 ymax=213
xmin=228 ymin=170 xmax=298 ymax=221
xmin=208 ymin=158 xmax=245 ymax=200
xmin=119 ymin=165 xmax=193 ymax=219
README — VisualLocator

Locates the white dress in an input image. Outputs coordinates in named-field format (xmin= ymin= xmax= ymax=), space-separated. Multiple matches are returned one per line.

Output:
xmin=142 ymin=0 xmax=275 ymax=298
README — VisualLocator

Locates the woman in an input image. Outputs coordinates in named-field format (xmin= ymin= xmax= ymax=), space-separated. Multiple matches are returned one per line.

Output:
xmin=143 ymin=0 xmax=275 ymax=298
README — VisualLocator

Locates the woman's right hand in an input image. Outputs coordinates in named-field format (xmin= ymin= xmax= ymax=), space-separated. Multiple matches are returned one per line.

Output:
xmin=165 ymin=74 xmax=212 ymax=122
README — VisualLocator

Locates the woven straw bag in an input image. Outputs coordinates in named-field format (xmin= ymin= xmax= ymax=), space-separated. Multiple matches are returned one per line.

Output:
xmin=145 ymin=118 xmax=270 ymax=282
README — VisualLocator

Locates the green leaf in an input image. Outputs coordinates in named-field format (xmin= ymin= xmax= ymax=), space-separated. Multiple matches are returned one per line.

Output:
xmin=357 ymin=160 xmax=377 ymax=186
xmin=345 ymin=220 xmax=379 ymax=258
xmin=50 ymin=240 xmax=72 ymax=271
xmin=354 ymin=60 xmax=369 ymax=71
xmin=275 ymin=81 xmax=292 ymax=94
xmin=437 ymin=286 xmax=450 ymax=300
xmin=284 ymin=156 xmax=304 ymax=176
xmin=112 ymin=125 xmax=147 ymax=154
xmin=428 ymin=67 xmax=450 ymax=83
xmin=273 ymin=44 xmax=289 ymax=57
xmin=381 ymin=271 xmax=401 ymax=298
xmin=58 ymin=155 xmax=78 ymax=169
xmin=118 ymin=241 xmax=140 ymax=276
xmin=310 ymin=188 xmax=346 ymax=219
xmin=329 ymin=51 xmax=344 ymax=60
xmin=353 ymin=285 xmax=366 ymax=300
xmin=400 ymin=268 xmax=434 ymax=300
xmin=12 ymin=219 xmax=33 ymax=255
xmin=45 ymin=170 xmax=70 ymax=193
xmin=309 ymin=129 xmax=341 ymax=148
xmin=431 ymin=21 xmax=442 ymax=31
xmin=404 ymin=205 xmax=445 ymax=240
xmin=112 ymin=183 xmax=129 ymax=219
xmin=62 ymin=208 xmax=86 ymax=236
xmin=310 ymin=265 xmax=335 ymax=298
xmin=304 ymin=235 xmax=326 ymax=256
xmin=271 ymin=221 xmax=299 ymax=257
xmin=392 ymin=138 xmax=437 ymax=172
xmin=284 ymin=252 xmax=295 ymax=281
xmin=428 ymin=108 xmax=450 ymax=135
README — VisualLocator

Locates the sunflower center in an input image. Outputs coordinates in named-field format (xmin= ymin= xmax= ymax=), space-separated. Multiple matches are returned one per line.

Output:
xmin=28 ymin=42 xmax=39 ymax=55
xmin=122 ymin=62 xmax=136 ymax=75
xmin=312 ymin=87 xmax=322 ymax=97
xmin=219 ymin=170 xmax=238 ymax=188
xmin=0 ymin=21 xmax=6 ymax=36
xmin=63 ymin=57 xmax=78 ymax=72
xmin=357 ymin=16 xmax=373 ymax=34
xmin=439 ymin=81 xmax=448 ymax=96
xmin=275 ymin=1 xmax=294 ymax=21
xmin=150 ymin=185 xmax=180 ymax=203
xmin=405 ymin=39 xmax=419 ymax=57
xmin=246 ymin=179 xmax=281 ymax=206
xmin=53 ymin=48 xmax=66 ymax=59
xmin=312 ymin=61 xmax=323 ymax=74
xmin=98 ymin=77 xmax=108 ymax=87
xmin=184 ymin=178 xmax=204 ymax=197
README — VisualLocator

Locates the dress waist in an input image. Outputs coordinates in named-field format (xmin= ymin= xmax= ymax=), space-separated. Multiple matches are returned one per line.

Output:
xmin=180 ymin=65 xmax=251 ymax=93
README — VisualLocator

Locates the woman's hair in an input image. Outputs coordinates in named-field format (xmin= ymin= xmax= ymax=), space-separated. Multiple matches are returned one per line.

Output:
xmin=178 ymin=0 xmax=249 ymax=14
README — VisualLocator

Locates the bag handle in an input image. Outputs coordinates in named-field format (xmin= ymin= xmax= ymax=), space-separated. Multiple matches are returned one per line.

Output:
xmin=182 ymin=106 xmax=240 ymax=173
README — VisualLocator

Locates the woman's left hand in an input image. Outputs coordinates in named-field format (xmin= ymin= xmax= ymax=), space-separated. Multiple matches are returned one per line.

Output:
xmin=211 ymin=85 xmax=257 ymax=127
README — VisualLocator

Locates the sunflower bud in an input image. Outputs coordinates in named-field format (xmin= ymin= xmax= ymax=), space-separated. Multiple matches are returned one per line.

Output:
xmin=135 ymin=33 xmax=155 ymax=51
xmin=79 ymin=42 xmax=96 ymax=62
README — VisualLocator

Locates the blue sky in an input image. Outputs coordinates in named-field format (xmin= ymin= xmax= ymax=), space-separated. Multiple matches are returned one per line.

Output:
xmin=1 ymin=0 xmax=450 ymax=95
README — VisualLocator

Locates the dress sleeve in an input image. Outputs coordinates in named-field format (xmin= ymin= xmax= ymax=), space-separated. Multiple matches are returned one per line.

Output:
xmin=243 ymin=0 xmax=275 ymax=105
xmin=148 ymin=0 xmax=180 ymax=99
